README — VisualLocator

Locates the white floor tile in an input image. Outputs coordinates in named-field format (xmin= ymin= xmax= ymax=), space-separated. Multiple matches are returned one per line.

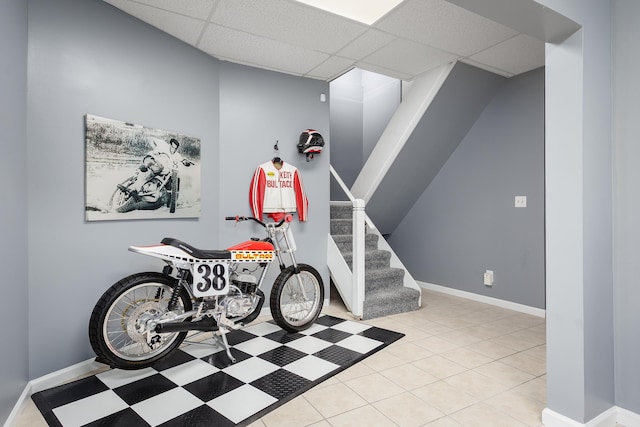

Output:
xmin=284 ymin=355 xmax=340 ymax=381
xmin=53 ymin=390 xmax=128 ymax=427
xmin=285 ymin=335 xmax=334 ymax=353
xmin=223 ymin=357 xmax=280 ymax=383
xmin=96 ymin=367 xmax=156 ymax=389
xmin=180 ymin=339 xmax=226 ymax=358
xmin=234 ymin=336 xmax=283 ymax=356
xmin=244 ymin=321 xmax=283 ymax=336
xmin=331 ymin=320 xmax=372 ymax=335
xmin=131 ymin=387 xmax=203 ymax=426
xmin=208 ymin=384 xmax=278 ymax=423
xmin=336 ymin=334 xmax=384 ymax=354
xmin=159 ymin=358 xmax=220 ymax=386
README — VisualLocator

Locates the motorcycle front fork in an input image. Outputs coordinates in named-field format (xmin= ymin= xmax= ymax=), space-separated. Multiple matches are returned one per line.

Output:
xmin=273 ymin=229 xmax=309 ymax=300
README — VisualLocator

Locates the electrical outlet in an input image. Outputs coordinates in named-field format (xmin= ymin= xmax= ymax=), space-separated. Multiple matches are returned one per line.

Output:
xmin=483 ymin=270 xmax=494 ymax=287
xmin=515 ymin=196 xmax=527 ymax=208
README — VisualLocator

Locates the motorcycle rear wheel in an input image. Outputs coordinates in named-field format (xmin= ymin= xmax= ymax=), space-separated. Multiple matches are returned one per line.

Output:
xmin=89 ymin=272 xmax=192 ymax=369
xmin=270 ymin=264 xmax=324 ymax=332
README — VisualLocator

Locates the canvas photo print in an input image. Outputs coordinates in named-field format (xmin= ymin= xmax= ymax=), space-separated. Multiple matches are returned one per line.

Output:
xmin=85 ymin=114 xmax=201 ymax=221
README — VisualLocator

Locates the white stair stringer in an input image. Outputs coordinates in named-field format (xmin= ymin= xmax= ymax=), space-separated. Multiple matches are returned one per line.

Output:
xmin=327 ymin=235 xmax=360 ymax=315
xmin=350 ymin=62 xmax=455 ymax=203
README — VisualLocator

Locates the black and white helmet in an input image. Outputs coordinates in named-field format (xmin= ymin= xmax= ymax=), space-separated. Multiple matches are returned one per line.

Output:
xmin=297 ymin=129 xmax=324 ymax=161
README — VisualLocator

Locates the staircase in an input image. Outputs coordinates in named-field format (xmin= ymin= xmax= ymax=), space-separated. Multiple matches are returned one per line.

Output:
xmin=330 ymin=202 xmax=420 ymax=319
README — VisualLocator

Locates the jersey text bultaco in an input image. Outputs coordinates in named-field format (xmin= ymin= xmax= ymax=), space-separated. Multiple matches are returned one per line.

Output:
xmin=249 ymin=161 xmax=308 ymax=221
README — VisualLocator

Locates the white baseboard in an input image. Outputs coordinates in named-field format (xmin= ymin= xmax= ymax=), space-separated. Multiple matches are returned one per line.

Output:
xmin=4 ymin=358 xmax=105 ymax=427
xmin=617 ymin=406 xmax=640 ymax=426
xmin=4 ymin=383 xmax=32 ymax=427
xmin=418 ymin=281 xmax=546 ymax=318
xmin=541 ymin=406 xmax=640 ymax=427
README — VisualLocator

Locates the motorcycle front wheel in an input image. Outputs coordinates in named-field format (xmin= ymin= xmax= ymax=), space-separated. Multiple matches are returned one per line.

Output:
xmin=109 ymin=186 xmax=134 ymax=213
xmin=89 ymin=272 xmax=192 ymax=369
xmin=270 ymin=264 xmax=324 ymax=332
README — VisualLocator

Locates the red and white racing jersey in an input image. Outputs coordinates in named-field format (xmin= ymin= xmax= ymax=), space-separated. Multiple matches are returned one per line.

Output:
xmin=249 ymin=160 xmax=308 ymax=221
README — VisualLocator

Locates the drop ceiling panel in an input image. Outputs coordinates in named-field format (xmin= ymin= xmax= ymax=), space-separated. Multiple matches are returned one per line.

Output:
xmin=355 ymin=62 xmax=413 ymax=81
xmin=106 ymin=0 xmax=216 ymax=20
xmin=376 ymin=0 xmax=519 ymax=56
xmin=337 ymin=29 xmax=397 ymax=60
xmin=210 ymin=0 xmax=368 ymax=54
xmin=361 ymin=38 xmax=458 ymax=76
xmin=198 ymin=24 xmax=330 ymax=76
xmin=459 ymin=58 xmax=514 ymax=78
xmin=104 ymin=0 xmax=206 ymax=45
xmin=101 ymin=0 xmax=547 ymax=81
xmin=446 ymin=0 xmax=581 ymax=43
xmin=468 ymin=33 xmax=544 ymax=75
xmin=306 ymin=56 xmax=357 ymax=80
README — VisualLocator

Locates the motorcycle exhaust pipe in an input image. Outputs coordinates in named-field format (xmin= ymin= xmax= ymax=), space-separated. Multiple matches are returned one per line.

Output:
xmin=155 ymin=318 xmax=218 ymax=334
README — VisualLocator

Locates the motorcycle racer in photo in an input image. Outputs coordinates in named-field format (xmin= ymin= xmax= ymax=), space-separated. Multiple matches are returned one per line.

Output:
xmin=110 ymin=137 xmax=194 ymax=213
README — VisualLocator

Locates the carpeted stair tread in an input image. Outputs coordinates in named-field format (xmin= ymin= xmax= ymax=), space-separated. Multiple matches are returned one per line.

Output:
xmin=330 ymin=201 xmax=420 ymax=320
xmin=363 ymin=287 xmax=421 ymax=319
xmin=342 ymin=250 xmax=391 ymax=270
xmin=331 ymin=233 xmax=379 ymax=252
xmin=330 ymin=218 xmax=354 ymax=235
xmin=365 ymin=267 xmax=405 ymax=293
xmin=330 ymin=203 xmax=354 ymax=219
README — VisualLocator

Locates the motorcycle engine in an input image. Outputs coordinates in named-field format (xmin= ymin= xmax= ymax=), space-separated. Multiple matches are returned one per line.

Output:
xmin=224 ymin=274 xmax=258 ymax=318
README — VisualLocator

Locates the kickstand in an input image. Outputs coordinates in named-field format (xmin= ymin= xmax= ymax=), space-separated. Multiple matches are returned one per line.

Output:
xmin=217 ymin=332 xmax=237 ymax=363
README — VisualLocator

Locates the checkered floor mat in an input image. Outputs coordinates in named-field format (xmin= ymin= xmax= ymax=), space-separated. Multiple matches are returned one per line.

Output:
xmin=32 ymin=315 xmax=404 ymax=426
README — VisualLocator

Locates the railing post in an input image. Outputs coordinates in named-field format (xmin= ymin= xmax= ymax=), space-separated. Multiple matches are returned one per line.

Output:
xmin=352 ymin=199 xmax=365 ymax=318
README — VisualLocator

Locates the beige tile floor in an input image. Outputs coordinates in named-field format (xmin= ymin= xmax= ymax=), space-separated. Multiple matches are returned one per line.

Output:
xmin=15 ymin=288 xmax=550 ymax=427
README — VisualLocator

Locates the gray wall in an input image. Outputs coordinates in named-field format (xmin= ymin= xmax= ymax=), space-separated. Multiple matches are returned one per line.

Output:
xmin=330 ymin=69 xmax=364 ymax=192
xmin=0 ymin=0 xmax=29 ymax=422
xmin=612 ymin=0 xmax=640 ymax=415
xmin=362 ymin=72 xmax=401 ymax=163
xmin=539 ymin=0 xmax=615 ymax=422
xmin=218 ymin=61 xmax=330 ymax=298
xmin=27 ymin=0 xmax=220 ymax=379
xmin=368 ymin=62 xmax=505 ymax=235
xmin=329 ymin=69 xmax=399 ymax=199
xmin=25 ymin=0 xmax=329 ymax=384
xmin=389 ymin=68 xmax=545 ymax=309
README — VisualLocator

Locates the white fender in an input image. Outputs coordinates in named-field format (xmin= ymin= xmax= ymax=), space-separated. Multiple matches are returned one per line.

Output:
xmin=129 ymin=244 xmax=196 ymax=268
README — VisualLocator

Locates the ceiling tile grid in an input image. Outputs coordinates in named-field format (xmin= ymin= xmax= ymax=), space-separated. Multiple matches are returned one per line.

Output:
xmin=375 ymin=0 xmax=519 ymax=56
xmin=101 ymin=0 xmax=546 ymax=81
xmin=209 ymin=0 xmax=368 ymax=54
xmin=361 ymin=38 xmax=458 ymax=76
xmin=468 ymin=33 xmax=545 ymax=76
xmin=198 ymin=24 xmax=330 ymax=76
xmin=306 ymin=56 xmax=358 ymax=81
xmin=104 ymin=0 xmax=206 ymax=45
xmin=337 ymin=29 xmax=397 ymax=61
xmin=112 ymin=0 xmax=217 ymax=19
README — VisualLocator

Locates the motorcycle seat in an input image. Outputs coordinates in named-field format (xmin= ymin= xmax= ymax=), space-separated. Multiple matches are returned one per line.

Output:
xmin=161 ymin=237 xmax=231 ymax=260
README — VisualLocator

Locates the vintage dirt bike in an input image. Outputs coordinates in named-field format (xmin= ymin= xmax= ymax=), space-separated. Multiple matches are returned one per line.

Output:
xmin=88 ymin=215 xmax=324 ymax=369
xmin=110 ymin=154 xmax=180 ymax=214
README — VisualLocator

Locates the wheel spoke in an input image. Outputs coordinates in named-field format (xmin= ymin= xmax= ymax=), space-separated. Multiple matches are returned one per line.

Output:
xmin=102 ymin=281 xmax=185 ymax=361
xmin=274 ymin=267 xmax=323 ymax=329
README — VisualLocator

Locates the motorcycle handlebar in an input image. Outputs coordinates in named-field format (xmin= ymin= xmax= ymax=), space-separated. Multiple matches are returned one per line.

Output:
xmin=225 ymin=215 xmax=292 ymax=228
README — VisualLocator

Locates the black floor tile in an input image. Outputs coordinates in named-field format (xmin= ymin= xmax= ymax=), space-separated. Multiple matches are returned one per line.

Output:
xmin=31 ymin=315 xmax=404 ymax=427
